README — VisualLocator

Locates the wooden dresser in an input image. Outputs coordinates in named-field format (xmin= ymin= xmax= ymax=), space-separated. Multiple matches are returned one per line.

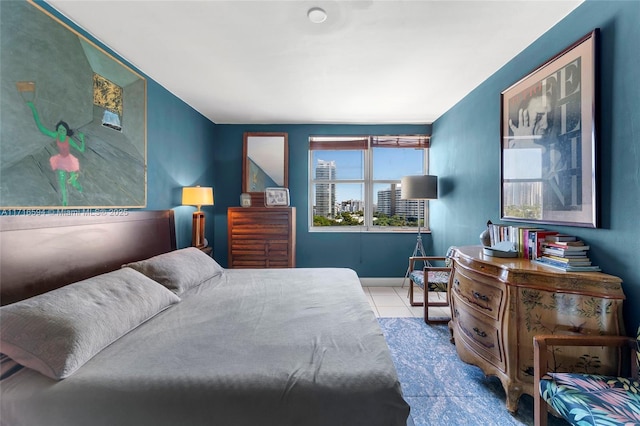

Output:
xmin=227 ymin=207 xmax=296 ymax=268
xmin=448 ymin=246 xmax=625 ymax=413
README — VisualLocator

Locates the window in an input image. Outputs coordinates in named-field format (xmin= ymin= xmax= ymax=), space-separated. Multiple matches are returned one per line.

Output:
xmin=309 ymin=135 xmax=430 ymax=232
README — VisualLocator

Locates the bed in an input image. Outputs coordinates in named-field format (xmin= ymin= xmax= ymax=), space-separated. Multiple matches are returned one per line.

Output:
xmin=0 ymin=210 xmax=411 ymax=426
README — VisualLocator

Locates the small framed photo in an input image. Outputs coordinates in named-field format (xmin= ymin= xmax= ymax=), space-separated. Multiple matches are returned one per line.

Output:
xmin=265 ymin=187 xmax=290 ymax=207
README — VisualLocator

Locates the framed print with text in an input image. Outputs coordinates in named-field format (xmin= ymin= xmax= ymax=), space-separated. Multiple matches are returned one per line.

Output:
xmin=500 ymin=30 xmax=598 ymax=228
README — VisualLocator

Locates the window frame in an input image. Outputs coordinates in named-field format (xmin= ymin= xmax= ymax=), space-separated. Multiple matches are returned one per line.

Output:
xmin=308 ymin=135 xmax=431 ymax=233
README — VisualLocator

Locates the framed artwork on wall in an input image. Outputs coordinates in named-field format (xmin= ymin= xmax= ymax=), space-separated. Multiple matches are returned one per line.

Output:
xmin=500 ymin=29 xmax=598 ymax=228
xmin=265 ymin=188 xmax=290 ymax=207
xmin=0 ymin=0 xmax=146 ymax=210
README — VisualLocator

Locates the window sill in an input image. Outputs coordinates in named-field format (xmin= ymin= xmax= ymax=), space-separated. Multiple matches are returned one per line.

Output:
xmin=308 ymin=227 xmax=432 ymax=234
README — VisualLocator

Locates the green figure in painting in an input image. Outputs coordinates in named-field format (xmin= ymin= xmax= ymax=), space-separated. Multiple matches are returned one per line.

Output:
xmin=25 ymin=101 xmax=85 ymax=206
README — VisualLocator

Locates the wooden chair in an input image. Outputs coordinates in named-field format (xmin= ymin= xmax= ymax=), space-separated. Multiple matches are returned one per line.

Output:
xmin=533 ymin=326 xmax=639 ymax=426
xmin=407 ymin=256 xmax=451 ymax=324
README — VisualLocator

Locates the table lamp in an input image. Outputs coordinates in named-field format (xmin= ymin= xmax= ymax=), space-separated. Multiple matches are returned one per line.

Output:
xmin=182 ymin=186 xmax=214 ymax=248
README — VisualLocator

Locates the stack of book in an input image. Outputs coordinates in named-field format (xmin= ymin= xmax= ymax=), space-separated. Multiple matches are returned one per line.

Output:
xmin=534 ymin=235 xmax=601 ymax=272
xmin=485 ymin=223 xmax=558 ymax=259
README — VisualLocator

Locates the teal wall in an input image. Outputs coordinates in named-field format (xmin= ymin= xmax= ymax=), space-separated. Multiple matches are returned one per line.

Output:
xmin=213 ymin=124 xmax=431 ymax=277
xmin=430 ymin=0 xmax=640 ymax=332
xmin=36 ymin=1 xmax=217 ymax=249
xmin=145 ymin=79 xmax=217 ymax=248
xmin=37 ymin=0 xmax=638 ymax=331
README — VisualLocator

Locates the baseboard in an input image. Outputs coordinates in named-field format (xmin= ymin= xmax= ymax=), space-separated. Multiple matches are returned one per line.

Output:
xmin=359 ymin=277 xmax=405 ymax=287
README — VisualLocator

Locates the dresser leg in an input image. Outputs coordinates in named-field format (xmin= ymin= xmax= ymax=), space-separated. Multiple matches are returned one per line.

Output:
xmin=505 ymin=387 xmax=522 ymax=413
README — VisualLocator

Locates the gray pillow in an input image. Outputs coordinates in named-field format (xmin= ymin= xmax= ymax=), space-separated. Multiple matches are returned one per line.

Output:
xmin=0 ymin=268 xmax=180 ymax=380
xmin=123 ymin=247 xmax=224 ymax=295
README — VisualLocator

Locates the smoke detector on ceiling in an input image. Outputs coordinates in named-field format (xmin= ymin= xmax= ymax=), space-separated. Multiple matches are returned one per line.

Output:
xmin=307 ymin=7 xmax=327 ymax=24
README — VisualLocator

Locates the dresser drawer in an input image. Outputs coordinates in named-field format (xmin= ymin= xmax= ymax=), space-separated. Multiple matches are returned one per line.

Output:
xmin=230 ymin=239 xmax=288 ymax=250
xmin=229 ymin=241 xmax=289 ymax=260
xmin=229 ymin=227 xmax=290 ymax=240
xmin=265 ymin=242 xmax=289 ymax=258
xmin=456 ymin=255 xmax=502 ymax=279
xmin=230 ymin=210 xmax=291 ymax=225
xmin=228 ymin=207 xmax=296 ymax=268
xmin=452 ymin=293 xmax=504 ymax=369
xmin=451 ymin=269 xmax=504 ymax=321
xmin=230 ymin=258 xmax=290 ymax=268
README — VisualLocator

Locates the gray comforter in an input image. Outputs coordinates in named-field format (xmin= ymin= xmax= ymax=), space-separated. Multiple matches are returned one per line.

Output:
xmin=1 ymin=268 xmax=410 ymax=426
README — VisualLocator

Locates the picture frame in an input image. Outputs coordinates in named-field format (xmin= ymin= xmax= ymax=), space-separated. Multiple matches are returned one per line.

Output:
xmin=265 ymin=187 xmax=290 ymax=207
xmin=500 ymin=29 xmax=598 ymax=228
xmin=1 ymin=1 xmax=147 ymax=210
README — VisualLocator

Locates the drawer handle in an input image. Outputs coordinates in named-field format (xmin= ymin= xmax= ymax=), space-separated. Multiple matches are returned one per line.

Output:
xmin=473 ymin=327 xmax=487 ymax=338
xmin=472 ymin=291 xmax=489 ymax=302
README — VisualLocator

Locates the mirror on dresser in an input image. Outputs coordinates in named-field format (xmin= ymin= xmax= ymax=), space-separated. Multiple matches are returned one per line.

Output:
xmin=242 ymin=132 xmax=288 ymax=206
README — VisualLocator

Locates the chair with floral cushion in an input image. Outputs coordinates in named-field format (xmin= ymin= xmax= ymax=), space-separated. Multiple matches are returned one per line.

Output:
xmin=407 ymin=247 xmax=455 ymax=324
xmin=533 ymin=325 xmax=640 ymax=426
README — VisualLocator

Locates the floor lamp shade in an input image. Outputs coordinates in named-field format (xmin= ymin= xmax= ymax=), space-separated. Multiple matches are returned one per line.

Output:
xmin=182 ymin=186 xmax=214 ymax=248
xmin=401 ymin=175 xmax=438 ymax=200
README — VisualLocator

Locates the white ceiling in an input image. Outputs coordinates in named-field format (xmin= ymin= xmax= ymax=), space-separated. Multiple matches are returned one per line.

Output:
xmin=47 ymin=0 xmax=583 ymax=125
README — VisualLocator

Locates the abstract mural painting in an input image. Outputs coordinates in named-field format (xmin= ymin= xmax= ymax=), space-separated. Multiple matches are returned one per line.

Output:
xmin=0 ymin=0 xmax=146 ymax=210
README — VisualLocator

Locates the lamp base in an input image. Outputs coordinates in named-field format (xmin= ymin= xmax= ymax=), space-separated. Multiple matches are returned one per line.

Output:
xmin=192 ymin=211 xmax=206 ymax=248
xmin=401 ymin=233 xmax=427 ymax=287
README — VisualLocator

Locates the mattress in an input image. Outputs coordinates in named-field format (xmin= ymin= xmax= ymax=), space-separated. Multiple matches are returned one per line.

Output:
xmin=0 ymin=267 xmax=410 ymax=426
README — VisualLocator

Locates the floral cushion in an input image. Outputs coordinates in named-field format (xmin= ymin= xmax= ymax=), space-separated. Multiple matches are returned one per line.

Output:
xmin=409 ymin=270 xmax=449 ymax=292
xmin=539 ymin=372 xmax=640 ymax=425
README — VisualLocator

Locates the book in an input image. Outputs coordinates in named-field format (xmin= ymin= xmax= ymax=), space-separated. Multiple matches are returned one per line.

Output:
xmin=529 ymin=230 xmax=558 ymax=259
xmin=549 ymin=240 xmax=586 ymax=246
xmin=543 ymin=252 xmax=587 ymax=259
xmin=538 ymin=254 xmax=591 ymax=265
xmin=543 ymin=252 xmax=589 ymax=260
xmin=541 ymin=255 xmax=591 ymax=265
xmin=534 ymin=258 xmax=571 ymax=270
xmin=517 ymin=227 xmax=541 ymax=259
xmin=486 ymin=224 xmax=531 ymax=255
xmin=543 ymin=242 xmax=590 ymax=251
xmin=523 ymin=228 xmax=544 ymax=259
xmin=534 ymin=258 xmax=599 ymax=272
xmin=506 ymin=225 xmax=525 ymax=256
xmin=543 ymin=247 xmax=588 ymax=257
xmin=564 ymin=265 xmax=602 ymax=272
xmin=545 ymin=234 xmax=578 ymax=242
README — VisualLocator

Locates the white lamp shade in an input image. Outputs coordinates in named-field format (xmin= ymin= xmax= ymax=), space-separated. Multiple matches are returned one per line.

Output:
xmin=401 ymin=175 xmax=438 ymax=200
xmin=182 ymin=186 xmax=214 ymax=209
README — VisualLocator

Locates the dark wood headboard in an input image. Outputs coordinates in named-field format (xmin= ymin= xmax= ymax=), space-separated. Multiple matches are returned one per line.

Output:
xmin=0 ymin=210 xmax=176 ymax=306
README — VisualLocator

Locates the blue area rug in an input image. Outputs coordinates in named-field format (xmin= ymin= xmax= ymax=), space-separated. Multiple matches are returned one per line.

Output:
xmin=378 ymin=317 xmax=569 ymax=426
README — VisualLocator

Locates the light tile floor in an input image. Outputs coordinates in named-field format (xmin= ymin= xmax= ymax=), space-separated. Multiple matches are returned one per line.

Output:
xmin=362 ymin=286 xmax=450 ymax=319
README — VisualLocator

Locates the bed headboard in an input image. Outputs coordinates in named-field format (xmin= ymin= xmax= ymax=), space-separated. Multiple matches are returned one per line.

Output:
xmin=0 ymin=210 xmax=176 ymax=306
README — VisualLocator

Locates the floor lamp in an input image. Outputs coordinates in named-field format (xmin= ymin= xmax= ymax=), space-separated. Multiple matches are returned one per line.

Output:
xmin=400 ymin=175 xmax=438 ymax=285
xmin=182 ymin=186 xmax=214 ymax=248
